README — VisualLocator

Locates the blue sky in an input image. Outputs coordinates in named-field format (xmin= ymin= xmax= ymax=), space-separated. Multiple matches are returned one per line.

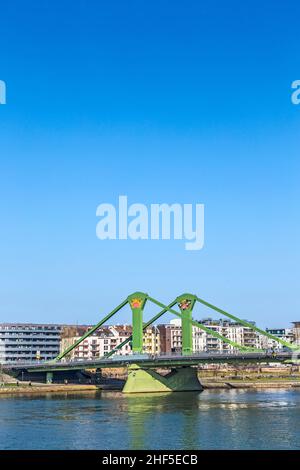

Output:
xmin=0 ymin=1 xmax=299 ymax=328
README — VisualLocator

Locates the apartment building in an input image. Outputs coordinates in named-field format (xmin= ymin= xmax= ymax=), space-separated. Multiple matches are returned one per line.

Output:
xmin=0 ymin=323 xmax=62 ymax=362
xmin=60 ymin=324 xmax=161 ymax=359
xmin=158 ymin=320 xmax=182 ymax=354
xmin=158 ymin=318 xmax=260 ymax=354
xmin=60 ymin=325 xmax=132 ymax=360
xmin=257 ymin=328 xmax=295 ymax=350
xmin=143 ymin=326 xmax=160 ymax=355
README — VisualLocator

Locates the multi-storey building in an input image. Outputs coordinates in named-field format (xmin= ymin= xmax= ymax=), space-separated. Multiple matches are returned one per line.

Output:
xmin=60 ymin=325 xmax=132 ymax=360
xmin=158 ymin=320 xmax=207 ymax=354
xmin=158 ymin=318 xmax=261 ymax=354
xmin=226 ymin=323 xmax=258 ymax=350
xmin=292 ymin=322 xmax=300 ymax=346
xmin=60 ymin=324 xmax=161 ymax=359
xmin=143 ymin=326 xmax=160 ymax=355
xmin=257 ymin=328 xmax=295 ymax=350
xmin=158 ymin=320 xmax=182 ymax=354
xmin=0 ymin=323 xmax=62 ymax=362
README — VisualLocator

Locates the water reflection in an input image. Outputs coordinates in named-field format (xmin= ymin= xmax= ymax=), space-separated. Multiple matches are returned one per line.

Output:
xmin=122 ymin=392 xmax=202 ymax=449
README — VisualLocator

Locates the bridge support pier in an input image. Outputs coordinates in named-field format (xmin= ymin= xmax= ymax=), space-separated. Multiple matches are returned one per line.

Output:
xmin=46 ymin=372 xmax=53 ymax=384
xmin=123 ymin=365 xmax=202 ymax=394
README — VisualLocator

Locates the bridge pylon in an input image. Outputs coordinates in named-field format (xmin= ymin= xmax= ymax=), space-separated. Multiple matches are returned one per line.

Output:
xmin=127 ymin=292 xmax=148 ymax=354
xmin=176 ymin=294 xmax=197 ymax=355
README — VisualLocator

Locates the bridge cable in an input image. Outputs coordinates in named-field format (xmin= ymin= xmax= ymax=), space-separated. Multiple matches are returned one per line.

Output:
xmin=195 ymin=296 xmax=297 ymax=350
xmin=148 ymin=296 xmax=259 ymax=352
xmin=54 ymin=298 xmax=129 ymax=362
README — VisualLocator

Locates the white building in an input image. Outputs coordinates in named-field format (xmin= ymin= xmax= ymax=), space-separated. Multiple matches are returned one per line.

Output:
xmin=60 ymin=325 xmax=132 ymax=360
xmin=257 ymin=328 xmax=294 ymax=351
xmin=60 ymin=324 xmax=161 ymax=359
xmin=161 ymin=318 xmax=259 ymax=353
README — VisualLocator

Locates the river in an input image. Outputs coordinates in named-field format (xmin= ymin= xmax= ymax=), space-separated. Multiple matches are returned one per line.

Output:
xmin=0 ymin=389 xmax=299 ymax=449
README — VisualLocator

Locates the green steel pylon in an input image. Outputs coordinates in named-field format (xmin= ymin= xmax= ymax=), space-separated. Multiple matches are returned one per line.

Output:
xmin=127 ymin=292 xmax=148 ymax=354
xmin=176 ymin=294 xmax=197 ymax=355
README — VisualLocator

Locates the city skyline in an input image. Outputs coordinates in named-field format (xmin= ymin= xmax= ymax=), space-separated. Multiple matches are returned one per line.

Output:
xmin=0 ymin=316 xmax=297 ymax=330
xmin=1 ymin=317 xmax=297 ymax=364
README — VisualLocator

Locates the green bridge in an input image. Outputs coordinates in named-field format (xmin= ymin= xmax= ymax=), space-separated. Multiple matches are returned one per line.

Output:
xmin=5 ymin=293 xmax=298 ymax=393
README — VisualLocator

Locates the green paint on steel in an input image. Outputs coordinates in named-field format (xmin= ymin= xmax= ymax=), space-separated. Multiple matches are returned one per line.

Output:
xmin=54 ymin=298 xmax=129 ymax=362
xmin=123 ymin=364 xmax=202 ymax=393
xmin=176 ymin=294 xmax=196 ymax=355
xmin=148 ymin=296 xmax=256 ymax=351
xmin=195 ymin=296 xmax=297 ymax=350
xmin=127 ymin=292 xmax=147 ymax=354
xmin=104 ymin=299 xmax=177 ymax=358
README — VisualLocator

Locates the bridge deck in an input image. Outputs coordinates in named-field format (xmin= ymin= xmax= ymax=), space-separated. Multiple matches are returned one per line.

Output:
xmin=3 ymin=352 xmax=294 ymax=373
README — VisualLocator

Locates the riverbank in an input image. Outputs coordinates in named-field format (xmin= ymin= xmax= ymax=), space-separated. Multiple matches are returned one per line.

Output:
xmin=0 ymin=384 xmax=100 ymax=395
xmin=201 ymin=378 xmax=300 ymax=389
xmin=1 ymin=377 xmax=300 ymax=395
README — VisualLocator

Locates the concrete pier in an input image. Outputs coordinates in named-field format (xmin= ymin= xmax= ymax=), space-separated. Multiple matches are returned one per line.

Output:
xmin=123 ymin=365 xmax=203 ymax=393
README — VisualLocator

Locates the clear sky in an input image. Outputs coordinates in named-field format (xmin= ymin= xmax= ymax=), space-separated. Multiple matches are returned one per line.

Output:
xmin=0 ymin=1 xmax=299 ymax=328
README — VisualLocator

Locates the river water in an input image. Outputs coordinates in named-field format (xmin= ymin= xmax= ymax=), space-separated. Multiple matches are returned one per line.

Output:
xmin=0 ymin=389 xmax=300 ymax=450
